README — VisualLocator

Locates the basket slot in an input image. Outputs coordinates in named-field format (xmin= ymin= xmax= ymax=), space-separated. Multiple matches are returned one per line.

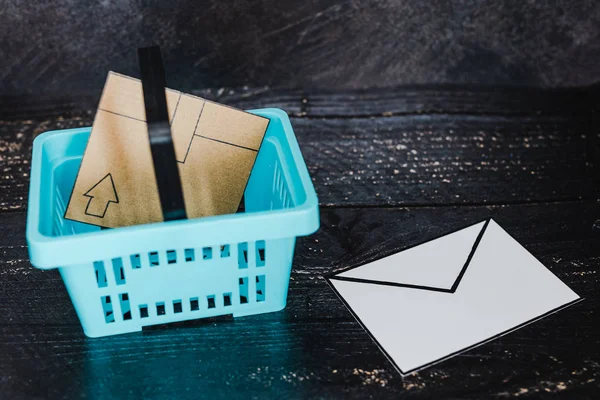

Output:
xmin=55 ymin=186 xmax=66 ymax=214
xmin=173 ymin=299 xmax=183 ymax=313
xmin=139 ymin=304 xmax=149 ymax=318
xmin=130 ymin=254 xmax=142 ymax=269
xmin=202 ymin=247 xmax=213 ymax=260
xmin=238 ymin=243 xmax=248 ymax=269
xmin=111 ymin=258 xmax=126 ymax=285
xmin=207 ymin=295 xmax=216 ymax=309
xmin=53 ymin=208 xmax=64 ymax=236
xmin=119 ymin=293 xmax=132 ymax=320
xmin=53 ymin=187 xmax=66 ymax=236
xmin=256 ymin=241 xmax=266 ymax=267
xmin=220 ymin=245 xmax=230 ymax=258
xmin=239 ymin=277 xmax=249 ymax=304
xmin=269 ymin=158 xmax=294 ymax=210
xmin=223 ymin=293 xmax=232 ymax=307
xmin=94 ymin=261 xmax=108 ymax=288
xmin=272 ymin=161 xmax=281 ymax=196
xmin=167 ymin=250 xmax=177 ymax=264
xmin=184 ymin=249 xmax=195 ymax=262
xmin=190 ymin=297 xmax=199 ymax=311
xmin=148 ymin=251 xmax=160 ymax=267
xmin=101 ymin=295 xmax=115 ymax=323
xmin=278 ymin=178 xmax=285 ymax=204
xmin=256 ymin=275 xmax=266 ymax=302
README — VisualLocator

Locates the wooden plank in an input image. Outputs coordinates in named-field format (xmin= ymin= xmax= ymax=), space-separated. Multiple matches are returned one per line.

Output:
xmin=0 ymin=117 xmax=92 ymax=212
xmin=2 ymin=85 xmax=598 ymax=120
xmin=1 ymin=202 xmax=599 ymax=398
xmin=2 ymin=89 xmax=598 ymax=211
xmin=215 ymin=85 xmax=600 ymax=118
xmin=296 ymin=114 xmax=599 ymax=207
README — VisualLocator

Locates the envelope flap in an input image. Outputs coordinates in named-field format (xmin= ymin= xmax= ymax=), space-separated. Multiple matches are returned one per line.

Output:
xmin=335 ymin=220 xmax=488 ymax=291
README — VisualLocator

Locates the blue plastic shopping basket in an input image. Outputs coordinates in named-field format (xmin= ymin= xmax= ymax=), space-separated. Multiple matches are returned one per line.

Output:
xmin=26 ymin=108 xmax=320 ymax=337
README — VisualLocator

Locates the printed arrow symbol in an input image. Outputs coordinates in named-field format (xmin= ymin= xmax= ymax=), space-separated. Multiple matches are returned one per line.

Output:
xmin=84 ymin=173 xmax=119 ymax=218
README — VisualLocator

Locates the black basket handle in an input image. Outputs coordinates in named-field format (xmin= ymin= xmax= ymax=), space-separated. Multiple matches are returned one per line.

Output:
xmin=138 ymin=46 xmax=187 ymax=222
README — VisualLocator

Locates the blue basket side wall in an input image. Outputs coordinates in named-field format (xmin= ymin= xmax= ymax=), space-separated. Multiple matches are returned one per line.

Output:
xmin=51 ymin=124 xmax=300 ymax=337
xmin=27 ymin=109 xmax=318 ymax=337
xmin=60 ymin=237 xmax=296 ymax=337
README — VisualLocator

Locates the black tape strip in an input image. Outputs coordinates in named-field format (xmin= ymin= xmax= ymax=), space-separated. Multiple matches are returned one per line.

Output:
xmin=138 ymin=46 xmax=187 ymax=222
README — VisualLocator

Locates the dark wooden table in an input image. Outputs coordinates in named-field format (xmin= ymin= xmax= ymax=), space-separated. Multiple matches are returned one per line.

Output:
xmin=1 ymin=86 xmax=599 ymax=399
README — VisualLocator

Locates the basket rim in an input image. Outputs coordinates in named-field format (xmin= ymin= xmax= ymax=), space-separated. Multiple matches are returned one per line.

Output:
xmin=26 ymin=108 xmax=320 ymax=269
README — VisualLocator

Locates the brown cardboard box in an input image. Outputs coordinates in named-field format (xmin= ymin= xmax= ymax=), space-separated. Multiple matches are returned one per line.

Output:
xmin=64 ymin=72 xmax=269 ymax=228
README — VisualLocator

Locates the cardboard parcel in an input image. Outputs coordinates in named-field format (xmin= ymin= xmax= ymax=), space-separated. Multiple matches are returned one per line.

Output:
xmin=65 ymin=72 xmax=269 ymax=228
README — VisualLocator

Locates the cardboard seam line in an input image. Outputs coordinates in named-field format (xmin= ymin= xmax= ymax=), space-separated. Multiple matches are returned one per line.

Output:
xmin=193 ymin=134 xmax=259 ymax=152
xmin=64 ymin=68 xmax=270 ymax=229
xmin=169 ymin=92 xmax=183 ymax=124
xmin=98 ymin=108 xmax=145 ymax=122
xmin=179 ymin=100 xmax=206 ymax=164
xmin=107 ymin=71 xmax=270 ymax=123
xmin=327 ymin=218 xmax=491 ymax=294
xmin=98 ymin=108 xmax=260 ymax=166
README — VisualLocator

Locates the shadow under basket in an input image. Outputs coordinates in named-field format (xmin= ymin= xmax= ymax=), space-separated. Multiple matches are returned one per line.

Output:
xmin=26 ymin=108 xmax=319 ymax=338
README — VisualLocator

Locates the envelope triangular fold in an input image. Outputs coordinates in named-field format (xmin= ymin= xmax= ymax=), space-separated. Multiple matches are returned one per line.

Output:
xmin=328 ymin=219 xmax=581 ymax=375
xmin=337 ymin=220 xmax=486 ymax=290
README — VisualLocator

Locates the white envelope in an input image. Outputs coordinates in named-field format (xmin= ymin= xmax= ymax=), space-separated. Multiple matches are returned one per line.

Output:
xmin=326 ymin=218 xmax=581 ymax=375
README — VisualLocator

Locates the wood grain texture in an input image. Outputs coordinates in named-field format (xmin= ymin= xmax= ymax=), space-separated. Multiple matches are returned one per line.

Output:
xmin=1 ymin=87 xmax=598 ymax=211
xmin=1 ymin=1 xmax=600 ymax=98
xmin=299 ymin=114 xmax=599 ymax=207
xmin=5 ymin=84 xmax=599 ymax=120
xmin=1 ymin=85 xmax=599 ymax=398
xmin=1 ymin=201 xmax=599 ymax=399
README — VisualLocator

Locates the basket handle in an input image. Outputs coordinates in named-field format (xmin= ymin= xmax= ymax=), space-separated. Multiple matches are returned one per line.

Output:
xmin=138 ymin=46 xmax=187 ymax=222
